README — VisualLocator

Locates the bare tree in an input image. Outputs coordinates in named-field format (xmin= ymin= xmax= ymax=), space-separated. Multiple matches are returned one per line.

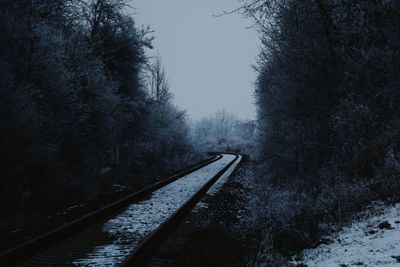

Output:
xmin=148 ymin=56 xmax=173 ymax=104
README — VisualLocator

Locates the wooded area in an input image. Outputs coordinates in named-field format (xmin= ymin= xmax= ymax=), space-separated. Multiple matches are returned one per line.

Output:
xmin=240 ymin=0 xmax=400 ymax=264
xmin=2 ymin=0 xmax=400 ymax=265
xmin=0 ymin=0 xmax=193 ymax=228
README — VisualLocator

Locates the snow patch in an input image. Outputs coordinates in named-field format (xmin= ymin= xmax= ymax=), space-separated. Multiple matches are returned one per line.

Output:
xmin=293 ymin=203 xmax=400 ymax=267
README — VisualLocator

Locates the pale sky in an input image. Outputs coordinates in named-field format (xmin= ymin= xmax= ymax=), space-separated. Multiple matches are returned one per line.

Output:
xmin=129 ymin=0 xmax=259 ymax=120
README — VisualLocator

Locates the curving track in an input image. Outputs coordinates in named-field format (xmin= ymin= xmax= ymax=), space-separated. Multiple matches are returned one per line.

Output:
xmin=0 ymin=153 xmax=240 ymax=267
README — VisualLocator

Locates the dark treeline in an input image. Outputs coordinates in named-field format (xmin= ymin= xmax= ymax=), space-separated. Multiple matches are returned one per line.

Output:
xmin=240 ymin=0 xmax=400 ymax=264
xmin=0 ymin=0 xmax=193 ymax=225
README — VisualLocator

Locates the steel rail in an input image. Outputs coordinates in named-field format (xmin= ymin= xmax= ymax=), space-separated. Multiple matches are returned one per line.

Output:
xmin=0 ymin=154 xmax=222 ymax=266
xmin=121 ymin=153 xmax=240 ymax=266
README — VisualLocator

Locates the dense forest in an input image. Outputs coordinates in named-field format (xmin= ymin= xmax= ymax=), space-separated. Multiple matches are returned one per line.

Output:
xmin=0 ymin=0 xmax=194 ymax=230
xmin=240 ymin=0 xmax=400 ymax=264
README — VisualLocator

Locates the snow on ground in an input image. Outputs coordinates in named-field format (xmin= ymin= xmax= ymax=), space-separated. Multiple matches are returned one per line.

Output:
xmin=73 ymin=154 xmax=237 ymax=267
xmin=191 ymin=155 xmax=242 ymax=211
xmin=207 ymin=155 xmax=242 ymax=196
xmin=294 ymin=202 xmax=400 ymax=267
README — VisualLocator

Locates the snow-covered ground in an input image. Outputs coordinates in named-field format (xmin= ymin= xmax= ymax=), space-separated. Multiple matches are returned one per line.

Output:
xmin=293 ymin=202 xmax=400 ymax=267
xmin=73 ymin=154 xmax=238 ymax=266
xmin=206 ymin=155 xmax=242 ymax=196
xmin=191 ymin=155 xmax=242 ymax=212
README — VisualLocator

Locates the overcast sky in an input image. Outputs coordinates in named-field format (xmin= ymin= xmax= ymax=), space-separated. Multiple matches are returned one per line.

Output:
xmin=129 ymin=0 xmax=259 ymax=120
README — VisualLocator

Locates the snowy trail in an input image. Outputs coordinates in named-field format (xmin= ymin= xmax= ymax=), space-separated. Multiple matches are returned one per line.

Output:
xmin=73 ymin=154 xmax=237 ymax=266
xmin=294 ymin=203 xmax=400 ymax=267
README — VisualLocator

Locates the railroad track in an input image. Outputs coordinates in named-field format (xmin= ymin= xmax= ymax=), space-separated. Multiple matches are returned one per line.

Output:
xmin=0 ymin=153 xmax=240 ymax=266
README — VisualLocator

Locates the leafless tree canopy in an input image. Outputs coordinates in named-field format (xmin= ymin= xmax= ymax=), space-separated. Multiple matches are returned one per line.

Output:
xmin=147 ymin=56 xmax=173 ymax=104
